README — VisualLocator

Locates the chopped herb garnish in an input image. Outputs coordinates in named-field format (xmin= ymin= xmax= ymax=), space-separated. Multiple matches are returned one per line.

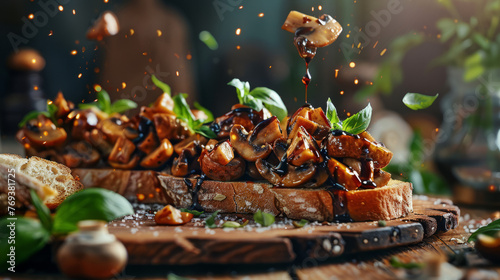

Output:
xmin=180 ymin=208 xmax=204 ymax=217
xmin=205 ymin=210 xmax=221 ymax=228
xmin=253 ymin=210 xmax=275 ymax=227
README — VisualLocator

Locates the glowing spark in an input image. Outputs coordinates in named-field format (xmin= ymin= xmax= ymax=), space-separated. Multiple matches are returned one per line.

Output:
xmin=489 ymin=185 xmax=496 ymax=192
xmin=236 ymin=45 xmax=241 ymax=50
xmin=71 ymin=50 xmax=77 ymax=55
xmin=130 ymin=29 xmax=135 ymax=35
xmin=157 ymin=30 xmax=162 ymax=37
xmin=122 ymin=82 xmax=126 ymax=89
xmin=269 ymin=65 xmax=272 ymax=69
xmin=357 ymin=42 xmax=361 ymax=48
xmin=28 ymin=14 xmax=34 ymax=19
xmin=437 ymin=34 xmax=441 ymax=39
xmin=58 ymin=5 xmax=63 ymax=11
xmin=346 ymin=34 xmax=350 ymax=38
xmin=32 ymin=59 xmax=37 ymax=64
xmin=34 ymin=86 xmax=39 ymax=91
xmin=238 ymin=5 xmax=243 ymax=9
xmin=104 ymin=0 xmax=109 ymax=2
xmin=380 ymin=48 xmax=387 ymax=56
xmin=340 ymin=91 xmax=344 ymax=95
xmin=47 ymin=100 xmax=53 ymax=105
xmin=435 ymin=128 xmax=439 ymax=132
xmin=235 ymin=28 xmax=241 ymax=35
xmin=347 ymin=112 xmax=351 ymax=117
xmin=94 ymin=84 xmax=102 ymax=92
xmin=94 ymin=67 xmax=100 ymax=73
xmin=142 ymin=52 xmax=148 ymax=56
xmin=137 ymin=194 xmax=145 ymax=201
xmin=335 ymin=69 xmax=339 ymax=78
xmin=78 ymin=73 xmax=82 ymax=78
xmin=176 ymin=71 xmax=180 ymax=76
xmin=186 ymin=54 xmax=192 ymax=60
xmin=72 ymin=9 xmax=75 ymax=15
xmin=318 ymin=5 xmax=323 ymax=10
xmin=373 ymin=41 xmax=379 ymax=48
xmin=258 ymin=13 xmax=264 ymax=17
xmin=349 ymin=62 xmax=356 ymax=68
xmin=311 ymin=7 xmax=315 ymax=11
xmin=354 ymin=79 xmax=359 ymax=85
xmin=48 ymin=30 xmax=53 ymax=36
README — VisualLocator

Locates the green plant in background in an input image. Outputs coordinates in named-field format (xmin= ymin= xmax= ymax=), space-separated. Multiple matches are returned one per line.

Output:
xmin=384 ymin=131 xmax=450 ymax=195
xmin=356 ymin=0 xmax=500 ymax=100
xmin=0 ymin=189 xmax=133 ymax=271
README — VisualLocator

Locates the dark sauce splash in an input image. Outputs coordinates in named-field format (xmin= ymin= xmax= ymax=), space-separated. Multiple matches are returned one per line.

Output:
xmin=184 ymin=174 xmax=206 ymax=211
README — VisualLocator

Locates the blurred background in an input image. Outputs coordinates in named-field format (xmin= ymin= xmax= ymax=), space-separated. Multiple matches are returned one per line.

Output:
xmin=1 ymin=0 xmax=500 ymax=203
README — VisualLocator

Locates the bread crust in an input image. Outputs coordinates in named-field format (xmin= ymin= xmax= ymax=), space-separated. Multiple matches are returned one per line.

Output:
xmin=0 ymin=154 xmax=82 ymax=209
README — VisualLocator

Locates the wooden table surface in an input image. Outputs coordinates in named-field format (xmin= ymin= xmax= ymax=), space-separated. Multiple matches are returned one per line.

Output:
xmin=5 ymin=204 xmax=500 ymax=280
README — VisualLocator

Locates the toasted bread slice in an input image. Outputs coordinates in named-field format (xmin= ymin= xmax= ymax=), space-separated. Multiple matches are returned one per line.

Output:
xmin=73 ymin=168 xmax=413 ymax=222
xmin=0 ymin=154 xmax=83 ymax=209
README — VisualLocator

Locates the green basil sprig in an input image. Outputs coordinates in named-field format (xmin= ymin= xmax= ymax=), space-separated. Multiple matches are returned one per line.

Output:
xmin=326 ymin=98 xmax=372 ymax=134
xmin=151 ymin=75 xmax=171 ymax=96
xmin=0 ymin=189 xmax=133 ymax=271
xmin=204 ymin=210 xmax=221 ymax=228
xmin=79 ymin=89 xmax=137 ymax=115
xmin=468 ymin=219 xmax=500 ymax=242
xmin=228 ymin=78 xmax=288 ymax=121
xmin=18 ymin=101 xmax=58 ymax=128
xmin=253 ymin=210 xmax=275 ymax=227
xmin=180 ymin=208 xmax=204 ymax=217
xmin=172 ymin=93 xmax=216 ymax=139
xmin=402 ymin=93 xmax=439 ymax=110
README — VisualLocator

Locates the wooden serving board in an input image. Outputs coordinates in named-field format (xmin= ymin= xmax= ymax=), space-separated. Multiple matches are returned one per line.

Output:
xmin=107 ymin=196 xmax=459 ymax=265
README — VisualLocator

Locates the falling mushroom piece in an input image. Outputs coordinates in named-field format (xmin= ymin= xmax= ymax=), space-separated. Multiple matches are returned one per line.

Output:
xmin=282 ymin=10 xmax=343 ymax=48
xmin=86 ymin=11 xmax=120 ymax=41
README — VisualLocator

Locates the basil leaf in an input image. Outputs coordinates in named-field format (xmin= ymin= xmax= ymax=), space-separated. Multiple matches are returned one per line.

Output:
xmin=78 ymin=103 xmax=99 ymax=110
xmin=205 ymin=210 xmax=220 ymax=228
xmin=151 ymin=75 xmax=171 ymax=96
xmin=222 ymin=221 xmax=242 ymax=228
xmin=242 ymin=95 xmax=264 ymax=112
xmin=30 ymin=190 xmax=52 ymax=232
xmin=342 ymin=103 xmax=372 ymax=134
xmin=193 ymin=101 xmax=214 ymax=123
xmin=254 ymin=210 xmax=275 ymax=227
xmin=402 ymin=93 xmax=439 ymax=110
xmin=18 ymin=111 xmax=43 ymax=128
xmin=249 ymin=87 xmax=288 ymax=121
xmin=292 ymin=219 xmax=308 ymax=228
xmin=0 ymin=217 xmax=50 ymax=271
xmin=195 ymin=125 xmax=217 ymax=139
xmin=173 ymin=93 xmax=195 ymax=127
xmin=47 ymin=102 xmax=58 ymax=120
xmin=390 ymin=256 xmax=424 ymax=269
xmin=97 ymin=89 xmax=111 ymax=114
xmin=326 ymin=98 xmax=342 ymax=130
xmin=110 ymin=99 xmax=138 ymax=114
xmin=468 ymin=219 xmax=500 ymax=242
xmin=227 ymin=79 xmax=249 ymax=104
xmin=167 ymin=273 xmax=193 ymax=280
xmin=179 ymin=209 xmax=204 ymax=217
xmin=52 ymin=188 xmax=134 ymax=234
xmin=199 ymin=30 xmax=219 ymax=51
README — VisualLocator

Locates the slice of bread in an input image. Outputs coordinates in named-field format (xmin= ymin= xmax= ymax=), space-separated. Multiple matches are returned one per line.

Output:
xmin=0 ymin=154 xmax=83 ymax=209
xmin=73 ymin=168 xmax=413 ymax=222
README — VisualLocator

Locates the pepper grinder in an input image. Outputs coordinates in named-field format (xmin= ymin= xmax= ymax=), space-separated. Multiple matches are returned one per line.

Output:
xmin=57 ymin=220 xmax=128 ymax=279
xmin=1 ymin=49 xmax=46 ymax=135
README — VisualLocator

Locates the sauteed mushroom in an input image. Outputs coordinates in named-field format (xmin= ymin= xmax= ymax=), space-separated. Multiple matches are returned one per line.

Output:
xmin=230 ymin=125 xmax=272 ymax=162
xmin=326 ymin=158 xmax=362 ymax=191
xmin=200 ymin=141 xmax=245 ymax=181
xmin=22 ymin=115 xmax=67 ymax=148
xmin=255 ymin=158 xmax=316 ymax=187
xmin=286 ymin=127 xmax=322 ymax=167
xmin=108 ymin=137 xmax=136 ymax=165
xmin=62 ymin=141 xmax=100 ymax=168
xmin=212 ymin=106 xmax=264 ymax=139
xmin=153 ymin=114 xmax=192 ymax=141
xmin=287 ymin=106 xmax=330 ymax=140
xmin=140 ymin=139 xmax=174 ymax=169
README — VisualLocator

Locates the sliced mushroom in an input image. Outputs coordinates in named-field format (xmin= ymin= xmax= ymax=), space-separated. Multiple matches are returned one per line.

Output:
xmin=324 ymin=131 xmax=393 ymax=169
xmin=171 ymin=153 xmax=189 ymax=176
xmin=230 ymin=125 xmax=272 ymax=162
xmin=302 ymin=165 xmax=329 ymax=188
xmin=374 ymin=169 xmax=391 ymax=187
xmin=249 ymin=116 xmax=283 ymax=146
xmin=68 ymin=108 xmax=101 ymax=141
xmin=208 ymin=140 xmax=234 ymax=166
xmin=288 ymin=116 xmax=330 ymax=141
xmin=200 ymin=149 xmax=246 ymax=181
xmin=137 ymin=130 xmax=159 ymax=154
xmin=140 ymin=139 xmax=174 ymax=169
xmin=282 ymin=11 xmax=343 ymax=48
xmin=108 ymin=137 xmax=136 ymax=164
xmin=23 ymin=116 xmax=67 ymax=148
xmin=54 ymin=92 xmax=74 ymax=119
xmin=151 ymin=93 xmax=175 ymax=114
xmin=255 ymin=158 xmax=316 ymax=187
xmin=213 ymin=107 xmax=264 ymax=139
xmin=109 ymin=155 xmax=140 ymax=169
xmin=85 ymin=128 xmax=113 ymax=157
xmin=287 ymin=105 xmax=331 ymax=140
xmin=326 ymin=158 xmax=362 ymax=191
xmin=173 ymin=134 xmax=208 ymax=156
xmin=273 ymin=138 xmax=288 ymax=160
xmin=98 ymin=117 xmax=127 ymax=143
xmin=287 ymin=126 xmax=322 ymax=167
xmin=62 ymin=141 xmax=101 ymax=168
xmin=246 ymin=161 xmax=264 ymax=180
xmin=153 ymin=113 xmax=192 ymax=141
